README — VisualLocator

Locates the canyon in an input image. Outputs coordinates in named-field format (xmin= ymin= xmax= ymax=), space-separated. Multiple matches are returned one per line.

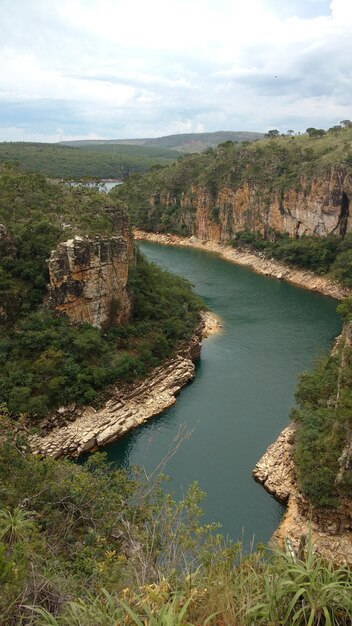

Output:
xmin=134 ymin=230 xmax=350 ymax=300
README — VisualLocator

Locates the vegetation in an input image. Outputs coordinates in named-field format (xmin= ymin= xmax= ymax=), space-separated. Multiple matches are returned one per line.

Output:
xmin=232 ymin=230 xmax=352 ymax=286
xmin=0 ymin=142 xmax=181 ymax=180
xmin=62 ymin=130 xmax=264 ymax=154
xmin=0 ymin=165 xmax=203 ymax=418
xmin=112 ymin=121 xmax=352 ymax=235
xmin=1 ymin=419 xmax=352 ymax=625
xmin=291 ymin=298 xmax=352 ymax=506
xmin=2 ymin=131 xmax=352 ymax=623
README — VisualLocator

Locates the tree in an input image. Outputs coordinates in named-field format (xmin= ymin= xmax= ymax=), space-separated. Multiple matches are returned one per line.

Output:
xmin=287 ymin=130 xmax=295 ymax=136
xmin=306 ymin=128 xmax=326 ymax=138
xmin=340 ymin=119 xmax=352 ymax=128
xmin=265 ymin=129 xmax=280 ymax=139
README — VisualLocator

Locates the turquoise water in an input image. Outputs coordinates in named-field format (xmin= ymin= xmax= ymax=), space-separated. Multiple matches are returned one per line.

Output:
xmin=102 ymin=242 xmax=341 ymax=545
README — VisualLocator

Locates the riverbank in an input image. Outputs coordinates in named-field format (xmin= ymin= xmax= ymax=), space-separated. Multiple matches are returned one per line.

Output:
xmin=253 ymin=424 xmax=352 ymax=565
xmin=135 ymin=231 xmax=352 ymax=560
xmin=134 ymin=230 xmax=351 ymax=300
xmin=29 ymin=311 xmax=221 ymax=458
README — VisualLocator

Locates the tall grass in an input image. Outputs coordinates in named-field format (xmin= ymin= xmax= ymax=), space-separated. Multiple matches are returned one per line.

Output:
xmin=29 ymin=539 xmax=352 ymax=626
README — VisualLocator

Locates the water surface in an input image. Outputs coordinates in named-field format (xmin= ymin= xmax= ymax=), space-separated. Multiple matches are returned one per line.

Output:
xmin=104 ymin=242 xmax=341 ymax=544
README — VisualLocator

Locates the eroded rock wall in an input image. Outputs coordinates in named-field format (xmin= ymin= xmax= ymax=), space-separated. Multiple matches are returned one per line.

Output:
xmin=48 ymin=235 xmax=132 ymax=327
xmin=149 ymin=167 xmax=352 ymax=242
xmin=253 ymin=425 xmax=352 ymax=565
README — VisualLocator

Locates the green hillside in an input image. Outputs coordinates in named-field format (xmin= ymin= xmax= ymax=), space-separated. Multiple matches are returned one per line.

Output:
xmin=60 ymin=130 xmax=264 ymax=152
xmin=0 ymin=165 xmax=202 ymax=418
xmin=0 ymin=142 xmax=181 ymax=180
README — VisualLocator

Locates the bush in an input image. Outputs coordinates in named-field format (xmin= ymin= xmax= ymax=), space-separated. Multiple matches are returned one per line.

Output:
xmin=0 ymin=251 xmax=203 ymax=418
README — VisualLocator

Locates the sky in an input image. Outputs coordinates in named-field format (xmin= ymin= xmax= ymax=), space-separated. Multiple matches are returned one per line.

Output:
xmin=0 ymin=0 xmax=351 ymax=142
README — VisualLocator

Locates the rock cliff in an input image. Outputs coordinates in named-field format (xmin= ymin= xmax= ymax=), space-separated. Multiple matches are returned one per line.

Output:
xmin=149 ymin=168 xmax=352 ymax=242
xmin=253 ymin=424 xmax=352 ymax=565
xmin=48 ymin=234 xmax=133 ymax=327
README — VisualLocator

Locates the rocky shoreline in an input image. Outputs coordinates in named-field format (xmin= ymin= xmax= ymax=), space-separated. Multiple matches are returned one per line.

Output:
xmin=253 ymin=425 xmax=352 ymax=565
xmin=136 ymin=229 xmax=352 ymax=562
xmin=134 ymin=230 xmax=351 ymax=300
xmin=29 ymin=311 xmax=221 ymax=459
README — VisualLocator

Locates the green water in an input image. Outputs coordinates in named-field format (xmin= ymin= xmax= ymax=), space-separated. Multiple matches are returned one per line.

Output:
xmin=104 ymin=242 xmax=341 ymax=545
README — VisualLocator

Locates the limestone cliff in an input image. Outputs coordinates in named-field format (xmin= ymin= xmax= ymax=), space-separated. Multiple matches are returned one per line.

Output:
xmin=48 ymin=235 xmax=132 ymax=327
xmin=149 ymin=168 xmax=352 ymax=242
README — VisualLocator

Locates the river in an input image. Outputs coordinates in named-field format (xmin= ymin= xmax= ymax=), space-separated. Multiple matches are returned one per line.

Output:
xmin=103 ymin=241 xmax=341 ymax=545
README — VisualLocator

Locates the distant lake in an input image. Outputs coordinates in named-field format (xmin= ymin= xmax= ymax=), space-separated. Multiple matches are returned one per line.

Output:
xmin=67 ymin=180 xmax=122 ymax=192
xmin=102 ymin=180 xmax=122 ymax=192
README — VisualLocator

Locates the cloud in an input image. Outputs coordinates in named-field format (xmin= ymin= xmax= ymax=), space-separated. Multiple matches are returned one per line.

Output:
xmin=0 ymin=0 xmax=351 ymax=140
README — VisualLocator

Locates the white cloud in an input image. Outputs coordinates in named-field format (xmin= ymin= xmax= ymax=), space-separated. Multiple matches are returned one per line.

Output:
xmin=0 ymin=0 xmax=351 ymax=140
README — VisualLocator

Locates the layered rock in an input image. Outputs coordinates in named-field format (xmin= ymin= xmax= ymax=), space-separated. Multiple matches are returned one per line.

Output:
xmin=29 ymin=313 xmax=221 ymax=458
xmin=30 ymin=355 xmax=196 ymax=458
xmin=48 ymin=235 xmax=132 ymax=327
xmin=149 ymin=167 xmax=352 ymax=242
xmin=253 ymin=425 xmax=352 ymax=565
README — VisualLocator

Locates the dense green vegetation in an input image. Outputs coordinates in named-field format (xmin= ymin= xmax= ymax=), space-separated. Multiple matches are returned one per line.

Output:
xmin=62 ymin=130 xmax=264 ymax=153
xmin=0 ymin=142 xmax=181 ymax=179
xmin=2 ymin=135 xmax=352 ymax=624
xmin=1 ymin=419 xmax=352 ymax=625
xmin=0 ymin=255 xmax=202 ymax=418
xmin=232 ymin=230 xmax=352 ymax=287
xmin=292 ymin=300 xmax=352 ymax=506
xmin=0 ymin=165 xmax=202 ymax=418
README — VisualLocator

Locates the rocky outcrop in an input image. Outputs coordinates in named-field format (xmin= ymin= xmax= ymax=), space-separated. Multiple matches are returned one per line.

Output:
xmin=29 ymin=312 xmax=221 ymax=459
xmin=147 ymin=167 xmax=352 ymax=242
xmin=30 ymin=356 xmax=195 ymax=458
xmin=48 ymin=235 xmax=132 ymax=327
xmin=253 ymin=425 xmax=352 ymax=565
xmin=134 ymin=230 xmax=351 ymax=300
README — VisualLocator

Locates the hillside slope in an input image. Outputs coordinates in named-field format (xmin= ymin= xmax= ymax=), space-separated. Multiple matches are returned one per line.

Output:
xmin=60 ymin=130 xmax=264 ymax=152
xmin=0 ymin=142 xmax=181 ymax=179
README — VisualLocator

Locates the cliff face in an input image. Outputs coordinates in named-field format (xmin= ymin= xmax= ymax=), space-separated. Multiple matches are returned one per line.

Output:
xmin=48 ymin=235 xmax=133 ymax=327
xmin=253 ymin=424 xmax=352 ymax=565
xmin=149 ymin=168 xmax=352 ymax=242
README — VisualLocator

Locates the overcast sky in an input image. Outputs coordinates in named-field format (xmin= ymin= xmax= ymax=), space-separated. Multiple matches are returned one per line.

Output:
xmin=0 ymin=0 xmax=351 ymax=142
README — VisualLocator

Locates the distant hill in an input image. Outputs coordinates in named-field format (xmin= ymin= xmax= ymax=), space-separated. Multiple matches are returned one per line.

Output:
xmin=0 ymin=142 xmax=181 ymax=179
xmin=59 ymin=131 xmax=264 ymax=153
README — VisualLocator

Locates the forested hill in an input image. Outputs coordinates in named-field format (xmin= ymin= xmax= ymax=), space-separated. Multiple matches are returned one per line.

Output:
xmin=60 ymin=130 xmax=264 ymax=152
xmin=0 ymin=132 xmax=264 ymax=180
xmin=0 ymin=142 xmax=181 ymax=179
